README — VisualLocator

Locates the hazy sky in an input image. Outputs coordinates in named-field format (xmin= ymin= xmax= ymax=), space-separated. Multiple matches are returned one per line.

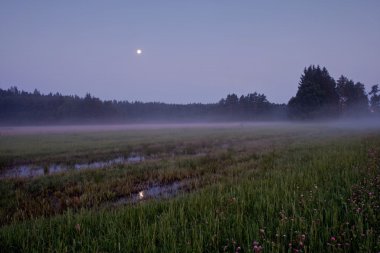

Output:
xmin=1 ymin=1 xmax=379 ymax=104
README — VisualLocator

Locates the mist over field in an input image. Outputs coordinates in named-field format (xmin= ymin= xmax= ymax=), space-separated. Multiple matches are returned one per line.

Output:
xmin=1 ymin=1 xmax=380 ymax=252
xmin=0 ymin=119 xmax=380 ymax=137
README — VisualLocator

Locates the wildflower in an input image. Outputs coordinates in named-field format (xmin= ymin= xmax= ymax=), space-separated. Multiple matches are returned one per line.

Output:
xmin=252 ymin=241 xmax=263 ymax=253
xmin=253 ymin=245 xmax=263 ymax=253
xmin=75 ymin=223 xmax=81 ymax=233
xmin=330 ymin=236 xmax=336 ymax=242
xmin=229 ymin=197 xmax=237 ymax=203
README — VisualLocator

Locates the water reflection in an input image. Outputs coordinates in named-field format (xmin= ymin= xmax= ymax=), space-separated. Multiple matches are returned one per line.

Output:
xmin=114 ymin=181 xmax=185 ymax=205
xmin=0 ymin=155 xmax=145 ymax=179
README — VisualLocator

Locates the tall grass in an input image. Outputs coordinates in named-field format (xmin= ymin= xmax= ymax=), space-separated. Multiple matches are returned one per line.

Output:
xmin=0 ymin=129 xmax=379 ymax=252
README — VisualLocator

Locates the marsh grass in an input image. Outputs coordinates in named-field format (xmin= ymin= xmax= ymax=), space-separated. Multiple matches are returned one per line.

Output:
xmin=0 ymin=124 xmax=379 ymax=252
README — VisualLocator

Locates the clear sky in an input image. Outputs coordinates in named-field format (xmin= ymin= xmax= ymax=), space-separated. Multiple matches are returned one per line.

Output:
xmin=1 ymin=1 xmax=379 ymax=104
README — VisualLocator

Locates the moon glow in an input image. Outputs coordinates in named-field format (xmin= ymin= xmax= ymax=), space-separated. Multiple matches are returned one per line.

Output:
xmin=136 ymin=49 xmax=142 ymax=55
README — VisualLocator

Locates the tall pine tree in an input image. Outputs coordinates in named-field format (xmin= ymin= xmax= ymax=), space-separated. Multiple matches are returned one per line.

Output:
xmin=369 ymin=84 xmax=380 ymax=114
xmin=288 ymin=65 xmax=339 ymax=119
xmin=336 ymin=75 xmax=369 ymax=116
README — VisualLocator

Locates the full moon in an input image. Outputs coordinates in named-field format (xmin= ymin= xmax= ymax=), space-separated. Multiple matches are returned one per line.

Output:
xmin=136 ymin=49 xmax=142 ymax=55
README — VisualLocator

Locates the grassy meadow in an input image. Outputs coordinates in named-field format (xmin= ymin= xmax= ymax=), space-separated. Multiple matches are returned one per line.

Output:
xmin=0 ymin=123 xmax=379 ymax=252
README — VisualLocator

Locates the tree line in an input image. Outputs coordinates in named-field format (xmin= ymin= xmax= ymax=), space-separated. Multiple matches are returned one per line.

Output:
xmin=0 ymin=65 xmax=379 ymax=124
xmin=0 ymin=88 xmax=286 ymax=124
xmin=288 ymin=65 xmax=379 ymax=119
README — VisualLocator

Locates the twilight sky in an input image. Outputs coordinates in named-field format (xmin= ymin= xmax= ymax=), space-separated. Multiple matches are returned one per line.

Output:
xmin=1 ymin=1 xmax=379 ymax=104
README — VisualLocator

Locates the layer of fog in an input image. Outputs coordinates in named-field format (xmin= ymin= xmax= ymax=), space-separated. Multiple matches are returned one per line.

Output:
xmin=0 ymin=118 xmax=379 ymax=136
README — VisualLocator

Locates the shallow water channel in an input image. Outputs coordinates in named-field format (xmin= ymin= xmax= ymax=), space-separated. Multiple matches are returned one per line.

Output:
xmin=113 ymin=180 xmax=186 ymax=205
xmin=0 ymin=155 xmax=145 ymax=179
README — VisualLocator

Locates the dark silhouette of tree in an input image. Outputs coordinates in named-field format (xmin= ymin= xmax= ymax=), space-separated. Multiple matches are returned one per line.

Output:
xmin=336 ymin=75 xmax=369 ymax=116
xmin=0 ymin=87 xmax=285 ymax=125
xmin=369 ymin=84 xmax=380 ymax=114
xmin=225 ymin=94 xmax=239 ymax=106
xmin=2 ymin=70 xmax=376 ymax=125
xmin=288 ymin=65 xmax=339 ymax=119
xmin=239 ymin=92 xmax=271 ymax=118
xmin=216 ymin=92 xmax=283 ymax=120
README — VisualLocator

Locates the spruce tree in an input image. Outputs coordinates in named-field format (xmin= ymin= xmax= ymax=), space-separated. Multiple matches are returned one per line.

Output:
xmin=288 ymin=65 xmax=339 ymax=119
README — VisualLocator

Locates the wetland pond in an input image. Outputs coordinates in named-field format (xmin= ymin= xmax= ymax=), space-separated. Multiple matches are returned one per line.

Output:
xmin=0 ymin=155 xmax=145 ymax=179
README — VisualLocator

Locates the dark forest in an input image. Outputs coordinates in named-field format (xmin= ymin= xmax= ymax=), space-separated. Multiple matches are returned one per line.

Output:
xmin=1 ymin=66 xmax=379 ymax=125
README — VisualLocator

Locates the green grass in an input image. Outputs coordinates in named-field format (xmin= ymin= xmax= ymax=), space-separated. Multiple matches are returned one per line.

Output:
xmin=0 ymin=124 xmax=344 ymax=166
xmin=0 ymin=124 xmax=379 ymax=252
